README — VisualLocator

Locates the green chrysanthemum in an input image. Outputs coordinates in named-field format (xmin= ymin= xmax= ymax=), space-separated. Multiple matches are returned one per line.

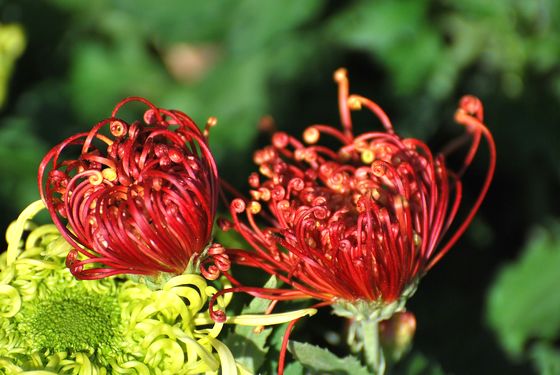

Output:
xmin=0 ymin=201 xmax=237 ymax=375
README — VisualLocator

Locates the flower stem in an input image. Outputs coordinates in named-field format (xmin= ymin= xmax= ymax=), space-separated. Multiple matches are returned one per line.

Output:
xmin=361 ymin=319 xmax=385 ymax=375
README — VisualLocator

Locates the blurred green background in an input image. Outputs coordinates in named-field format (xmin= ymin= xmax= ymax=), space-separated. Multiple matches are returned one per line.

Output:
xmin=1 ymin=1 xmax=560 ymax=374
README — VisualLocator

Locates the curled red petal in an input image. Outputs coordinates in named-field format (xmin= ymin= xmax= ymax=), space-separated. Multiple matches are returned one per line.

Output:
xmin=226 ymin=70 xmax=496 ymax=307
xmin=39 ymin=97 xmax=219 ymax=280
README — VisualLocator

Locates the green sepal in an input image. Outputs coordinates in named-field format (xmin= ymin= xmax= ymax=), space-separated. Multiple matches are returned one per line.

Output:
xmin=332 ymin=282 xmax=417 ymax=322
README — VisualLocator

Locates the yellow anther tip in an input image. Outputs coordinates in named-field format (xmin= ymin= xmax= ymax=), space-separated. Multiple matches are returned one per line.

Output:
xmin=259 ymin=165 xmax=272 ymax=178
xmin=347 ymin=96 xmax=362 ymax=110
xmin=101 ymin=168 xmax=117 ymax=182
xmin=303 ymin=127 xmax=320 ymax=144
xmin=334 ymin=68 xmax=348 ymax=83
xmin=361 ymin=149 xmax=374 ymax=164
xmin=413 ymin=232 xmax=422 ymax=247
xmin=207 ymin=116 xmax=218 ymax=127
xmin=248 ymin=201 xmax=262 ymax=214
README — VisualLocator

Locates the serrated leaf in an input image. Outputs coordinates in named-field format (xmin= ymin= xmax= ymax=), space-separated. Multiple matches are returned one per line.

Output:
xmin=223 ymin=276 xmax=278 ymax=372
xmin=487 ymin=223 xmax=560 ymax=357
xmin=288 ymin=341 xmax=370 ymax=375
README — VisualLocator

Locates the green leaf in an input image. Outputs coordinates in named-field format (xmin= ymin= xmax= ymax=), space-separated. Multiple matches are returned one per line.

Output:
xmin=46 ymin=0 xmax=109 ymax=12
xmin=213 ymin=225 xmax=248 ymax=250
xmin=283 ymin=361 xmax=304 ymax=375
xmin=328 ymin=0 xmax=429 ymax=52
xmin=531 ymin=342 xmax=560 ymax=375
xmin=70 ymin=39 xmax=172 ymax=124
xmin=326 ymin=0 xmax=445 ymax=96
xmin=223 ymin=331 xmax=273 ymax=373
xmin=223 ymin=276 xmax=278 ymax=372
xmin=198 ymin=54 xmax=266 ymax=158
xmin=393 ymin=352 xmax=446 ymax=375
xmin=487 ymin=222 xmax=560 ymax=357
xmin=242 ymin=275 xmax=278 ymax=313
xmin=228 ymin=0 xmax=324 ymax=53
xmin=113 ymin=0 xmax=236 ymax=42
xmin=0 ymin=117 xmax=47 ymax=209
xmin=288 ymin=341 xmax=369 ymax=375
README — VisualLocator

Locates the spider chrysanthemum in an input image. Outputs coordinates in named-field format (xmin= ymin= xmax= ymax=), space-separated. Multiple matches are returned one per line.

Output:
xmin=38 ymin=97 xmax=228 ymax=280
xmin=221 ymin=69 xmax=495 ymax=313
xmin=0 ymin=201 xmax=236 ymax=374
xmin=214 ymin=69 xmax=495 ymax=373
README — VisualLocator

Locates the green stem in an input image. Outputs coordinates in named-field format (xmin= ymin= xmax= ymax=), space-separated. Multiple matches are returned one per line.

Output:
xmin=361 ymin=319 xmax=385 ymax=375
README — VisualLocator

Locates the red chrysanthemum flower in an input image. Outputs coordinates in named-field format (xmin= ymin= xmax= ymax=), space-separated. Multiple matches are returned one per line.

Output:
xmin=215 ymin=68 xmax=495 ymax=319
xmin=38 ymin=97 xmax=229 ymax=280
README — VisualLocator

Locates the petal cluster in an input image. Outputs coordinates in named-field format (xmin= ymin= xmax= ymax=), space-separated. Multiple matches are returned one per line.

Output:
xmin=225 ymin=69 xmax=495 ymax=306
xmin=0 ymin=202 xmax=235 ymax=374
xmin=38 ymin=97 xmax=221 ymax=279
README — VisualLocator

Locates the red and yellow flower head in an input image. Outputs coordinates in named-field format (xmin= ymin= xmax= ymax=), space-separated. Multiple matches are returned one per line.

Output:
xmin=222 ymin=69 xmax=495 ymax=317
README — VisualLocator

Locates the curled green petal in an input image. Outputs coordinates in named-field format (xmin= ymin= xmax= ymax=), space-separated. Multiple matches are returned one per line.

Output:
xmin=0 ymin=358 xmax=23 ymax=373
xmin=0 ymin=284 xmax=20 ymax=317
xmin=108 ymin=360 xmax=150 ymax=375
xmin=144 ymin=338 xmax=185 ymax=371
xmin=194 ymin=308 xmax=318 ymax=327
xmin=206 ymin=336 xmax=238 ymax=375
xmin=174 ymin=330 xmax=220 ymax=371
xmin=6 ymin=200 xmax=44 ymax=265
xmin=164 ymin=273 xmax=209 ymax=291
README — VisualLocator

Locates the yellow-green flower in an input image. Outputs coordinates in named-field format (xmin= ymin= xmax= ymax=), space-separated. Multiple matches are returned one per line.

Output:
xmin=0 ymin=201 xmax=237 ymax=374
xmin=0 ymin=23 xmax=25 ymax=108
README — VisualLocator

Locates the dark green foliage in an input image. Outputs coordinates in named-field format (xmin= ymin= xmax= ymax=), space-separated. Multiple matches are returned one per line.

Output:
xmin=487 ymin=223 xmax=560 ymax=373
xmin=223 ymin=276 xmax=277 ymax=372
xmin=289 ymin=341 xmax=370 ymax=375
xmin=1 ymin=1 xmax=560 ymax=373
xmin=393 ymin=352 xmax=446 ymax=375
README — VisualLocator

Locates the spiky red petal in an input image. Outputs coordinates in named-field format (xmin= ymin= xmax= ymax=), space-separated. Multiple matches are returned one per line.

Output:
xmin=39 ymin=97 xmax=224 ymax=279
xmin=224 ymin=70 xmax=495 ymax=305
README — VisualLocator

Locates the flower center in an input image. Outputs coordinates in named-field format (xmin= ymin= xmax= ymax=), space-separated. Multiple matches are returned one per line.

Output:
xmin=16 ymin=287 xmax=121 ymax=357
